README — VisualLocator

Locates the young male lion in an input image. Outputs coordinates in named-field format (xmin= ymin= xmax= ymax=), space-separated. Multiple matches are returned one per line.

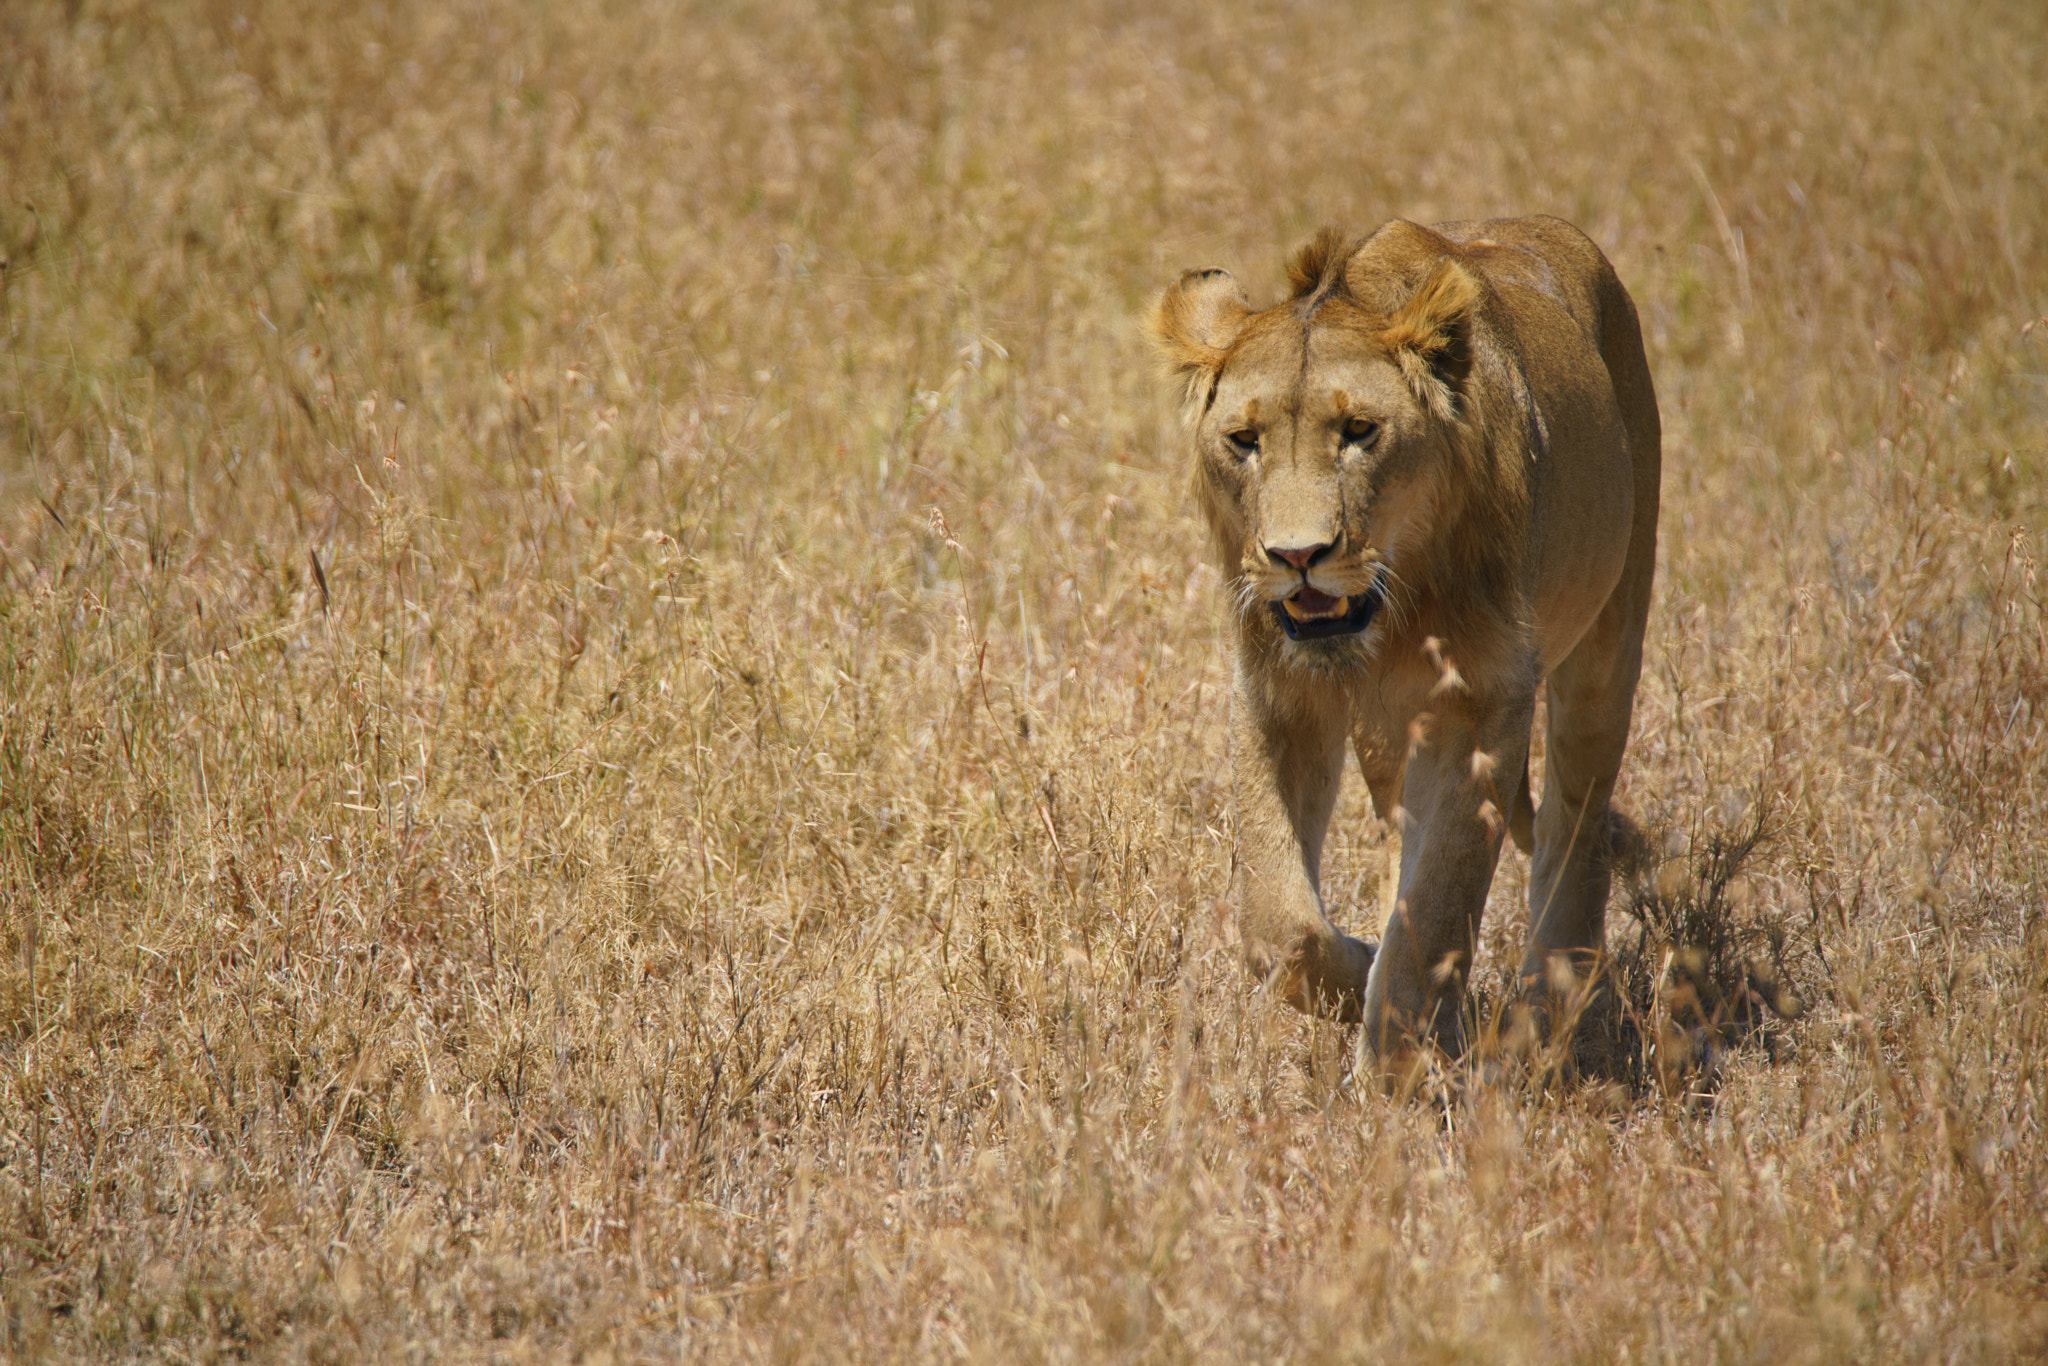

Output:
xmin=1149 ymin=216 xmax=1660 ymax=1059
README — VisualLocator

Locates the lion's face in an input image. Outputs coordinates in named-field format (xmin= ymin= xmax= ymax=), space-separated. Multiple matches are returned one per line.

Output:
xmin=1150 ymin=230 xmax=1481 ymax=659
xmin=1197 ymin=314 xmax=1447 ymax=649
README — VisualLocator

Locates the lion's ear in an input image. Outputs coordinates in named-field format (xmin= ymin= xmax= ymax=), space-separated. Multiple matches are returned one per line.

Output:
xmin=1148 ymin=268 xmax=1250 ymax=408
xmin=1380 ymin=257 xmax=1480 ymax=423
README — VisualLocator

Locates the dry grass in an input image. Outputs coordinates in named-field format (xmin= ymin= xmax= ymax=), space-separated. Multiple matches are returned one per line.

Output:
xmin=2 ymin=0 xmax=2045 ymax=1360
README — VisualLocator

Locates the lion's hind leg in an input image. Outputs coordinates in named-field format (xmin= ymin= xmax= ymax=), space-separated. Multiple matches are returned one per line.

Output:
xmin=1508 ymin=751 xmax=1535 ymax=856
xmin=1522 ymin=553 xmax=1653 ymax=994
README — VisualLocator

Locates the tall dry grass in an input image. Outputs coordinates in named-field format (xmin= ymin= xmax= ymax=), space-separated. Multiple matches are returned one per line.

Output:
xmin=1 ymin=0 xmax=2044 ymax=1359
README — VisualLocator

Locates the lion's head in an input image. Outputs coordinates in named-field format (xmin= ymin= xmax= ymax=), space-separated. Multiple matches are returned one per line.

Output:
xmin=1149 ymin=221 xmax=1526 ymax=666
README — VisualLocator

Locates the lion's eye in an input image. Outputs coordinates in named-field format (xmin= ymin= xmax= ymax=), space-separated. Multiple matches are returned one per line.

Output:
xmin=1343 ymin=417 xmax=1380 ymax=447
xmin=1225 ymin=428 xmax=1260 ymax=455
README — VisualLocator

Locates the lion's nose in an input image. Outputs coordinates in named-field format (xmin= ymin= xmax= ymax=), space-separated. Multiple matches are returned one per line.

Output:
xmin=1265 ymin=542 xmax=1333 ymax=571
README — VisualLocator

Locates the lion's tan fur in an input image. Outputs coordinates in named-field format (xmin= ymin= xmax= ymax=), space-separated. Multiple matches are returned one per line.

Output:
xmin=1149 ymin=215 xmax=1661 ymax=1056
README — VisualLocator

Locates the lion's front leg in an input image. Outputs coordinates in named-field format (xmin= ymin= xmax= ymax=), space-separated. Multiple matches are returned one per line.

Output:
xmin=1231 ymin=676 xmax=1375 ymax=1021
xmin=1360 ymin=704 xmax=1531 ymax=1057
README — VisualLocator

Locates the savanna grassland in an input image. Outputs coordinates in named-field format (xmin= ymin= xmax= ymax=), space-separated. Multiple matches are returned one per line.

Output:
xmin=3 ymin=0 xmax=2046 ymax=1360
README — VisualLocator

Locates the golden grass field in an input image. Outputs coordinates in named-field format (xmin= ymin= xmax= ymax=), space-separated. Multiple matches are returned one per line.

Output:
xmin=3 ymin=0 xmax=2046 ymax=1359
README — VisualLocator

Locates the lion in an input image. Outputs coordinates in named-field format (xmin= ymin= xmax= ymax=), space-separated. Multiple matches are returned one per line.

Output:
xmin=1148 ymin=215 xmax=1660 ymax=1059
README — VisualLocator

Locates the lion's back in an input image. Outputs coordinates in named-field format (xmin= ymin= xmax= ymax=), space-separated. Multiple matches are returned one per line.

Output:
xmin=1433 ymin=216 xmax=1619 ymax=344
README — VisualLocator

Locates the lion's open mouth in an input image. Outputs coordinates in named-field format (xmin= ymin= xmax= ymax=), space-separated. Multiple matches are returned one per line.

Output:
xmin=1273 ymin=577 xmax=1385 ymax=641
